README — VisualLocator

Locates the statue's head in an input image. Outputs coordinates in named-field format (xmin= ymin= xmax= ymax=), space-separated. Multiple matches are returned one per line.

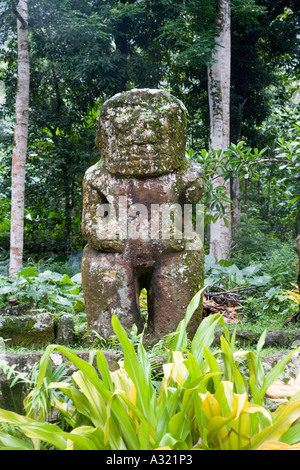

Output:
xmin=96 ymin=89 xmax=187 ymax=177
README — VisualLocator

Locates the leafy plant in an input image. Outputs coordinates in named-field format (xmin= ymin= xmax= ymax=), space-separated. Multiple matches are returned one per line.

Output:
xmin=0 ymin=267 xmax=84 ymax=314
xmin=284 ymin=284 xmax=300 ymax=307
xmin=0 ymin=289 xmax=300 ymax=450
xmin=260 ymin=246 xmax=298 ymax=289
xmin=205 ymin=254 xmax=271 ymax=290
xmin=139 ymin=288 xmax=148 ymax=325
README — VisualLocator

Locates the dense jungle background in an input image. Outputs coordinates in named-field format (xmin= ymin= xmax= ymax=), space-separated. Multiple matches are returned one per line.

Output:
xmin=0 ymin=0 xmax=299 ymax=334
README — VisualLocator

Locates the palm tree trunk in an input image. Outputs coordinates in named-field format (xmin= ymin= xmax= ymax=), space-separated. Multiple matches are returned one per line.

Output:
xmin=9 ymin=0 xmax=30 ymax=276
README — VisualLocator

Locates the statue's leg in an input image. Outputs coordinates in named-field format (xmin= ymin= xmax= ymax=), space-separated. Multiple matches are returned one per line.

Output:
xmin=81 ymin=244 xmax=142 ymax=338
xmin=147 ymin=250 xmax=204 ymax=343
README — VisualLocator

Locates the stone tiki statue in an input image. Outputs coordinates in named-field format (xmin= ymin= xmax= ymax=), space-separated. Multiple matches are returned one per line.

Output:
xmin=81 ymin=89 xmax=205 ymax=342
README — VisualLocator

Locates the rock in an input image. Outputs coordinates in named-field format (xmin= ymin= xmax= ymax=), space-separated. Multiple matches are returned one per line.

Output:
xmin=0 ymin=304 xmax=78 ymax=348
xmin=0 ymin=351 xmax=42 ymax=414
xmin=81 ymin=88 xmax=205 ymax=343
xmin=0 ymin=312 xmax=55 ymax=347
xmin=213 ymin=328 xmax=259 ymax=347
xmin=213 ymin=327 xmax=292 ymax=349
xmin=294 ymin=329 xmax=300 ymax=340
xmin=0 ymin=302 xmax=34 ymax=317
xmin=0 ymin=349 xmax=118 ymax=414
xmin=261 ymin=349 xmax=300 ymax=382
xmin=264 ymin=330 xmax=290 ymax=348
xmin=55 ymin=314 xmax=76 ymax=345
xmin=235 ymin=329 xmax=259 ymax=346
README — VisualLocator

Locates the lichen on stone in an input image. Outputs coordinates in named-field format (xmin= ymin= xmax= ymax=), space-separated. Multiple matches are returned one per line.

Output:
xmin=81 ymin=88 xmax=205 ymax=342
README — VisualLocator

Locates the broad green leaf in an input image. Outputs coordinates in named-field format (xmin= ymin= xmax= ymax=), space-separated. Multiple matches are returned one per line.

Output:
xmin=158 ymin=433 xmax=179 ymax=449
xmin=71 ymin=370 xmax=107 ymax=427
xmin=17 ymin=267 xmax=38 ymax=278
xmin=168 ymin=411 xmax=190 ymax=441
xmin=170 ymin=287 xmax=206 ymax=356
xmin=191 ymin=313 xmax=230 ymax=365
xmin=71 ymin=273 xmax=82 ymax=284
xmin=60 ymin=274 xmax=75 ymax=286
xmin=39 ymin=270 xmax=63 ymax=282
xmin=280 ymin=422 xmax=300 ymax=445
xmin=138 ymin=420 xmax=153 ymax=450
xmin=63 ymin=428 xmax=100 ymax=450
xmin=49 ymin=294 xmax=73 ymax=307
xmin=104 ymin=390 xmax=148 ymax=450
xmin=96 ymin=350 xmax=114 ymax=392
xmin=19 ymin=422 xmax=68 ymax=450
xmin=0 ymin=409 xmax=36 ymax=427
xmin=37 ymin=345 xmax=102 ymax=390
xmin=0 ymin=432 xmax=34 ymax=450
xmin=259 ymin=347 xmax=300 ymax=400
xmin=203 ymin=346 xmax=222 ymax=390
xmin=0 ymin=286 xmax=15 ymax=295
xmin=251 ymin=399 xmax=300 ymax=449
xmin=111 ymin=315 xmax=155 ymax=421
xmin=220 ymin=336 xmax=247 ymax=394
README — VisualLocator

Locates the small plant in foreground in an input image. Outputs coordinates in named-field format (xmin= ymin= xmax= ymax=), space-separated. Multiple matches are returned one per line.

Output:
xmin=284 ymin=284 xmax=300 ymax=307
xmin=0 ymin=289 xmax=300 ymax=450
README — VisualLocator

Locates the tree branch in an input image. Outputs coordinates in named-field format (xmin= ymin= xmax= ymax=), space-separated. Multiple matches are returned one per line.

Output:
xmin=249 ymin=158 xmax=291 ymax=165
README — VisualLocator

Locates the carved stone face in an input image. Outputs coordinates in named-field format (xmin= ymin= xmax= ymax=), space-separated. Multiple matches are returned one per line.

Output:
xmin=96 ymin=89 xmax=187 ymax=177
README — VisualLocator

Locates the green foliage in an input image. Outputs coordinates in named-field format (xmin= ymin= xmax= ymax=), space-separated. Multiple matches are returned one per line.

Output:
xmin=0 ymin=267 xmax=84 ymax=314
xmin=0 ymin=291 xmax=300 ymax=450
xmin=192 ymin=120 xmax=300 ymax=236
xmin=139 ymin=288 xmax=148 ymax=326
xmin=205 ymin=254 xmax=272 ymax=290
xmin=284 ymin=285 xmax=300 ymax=307
xmin=204 ymin=244 xmax=298 ymax=327
xmin=0 ymin=0 xmax=298 ymax=259
xmin=239 ymin=288 xmax=292 ymax=325
xmin=261 ymin=245 xmax=298 ymax=289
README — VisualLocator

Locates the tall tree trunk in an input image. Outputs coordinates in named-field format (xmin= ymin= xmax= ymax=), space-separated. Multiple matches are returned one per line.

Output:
xmin=9 ymin=0 xmax=30 ymax=276
xmin=208 ymin=0 xmax=231 ymax=262
xmin=232 ymin=175 xmax=241 ymax=236
xmin=230 ymin=100 xmax=248 ymax=243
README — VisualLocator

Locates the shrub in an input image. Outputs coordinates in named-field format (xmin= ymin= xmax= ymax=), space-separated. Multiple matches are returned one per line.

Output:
xmin=0 ymin=289 xmax=300 ymax=450
xmin=0 ymin=266 xmax=84 ymax=314
xmin=204 ymin=254 xmax=272 ymax=290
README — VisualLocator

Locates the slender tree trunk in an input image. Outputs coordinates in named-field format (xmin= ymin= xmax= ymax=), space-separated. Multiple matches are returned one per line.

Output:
xmin=230 ymin=100 xmax=248 ymax=242
xmin=63 ymin=174 xmax=75 ymax=255
xmin=9 ymin=0 xmax=30 ymax=276
xmin=208 ymin=0 xmax=231 ymax=262
xmin=243 ymin=178 xmax=248 ymax=214
xmin=232 ymin=175 xmax=241 ymax=234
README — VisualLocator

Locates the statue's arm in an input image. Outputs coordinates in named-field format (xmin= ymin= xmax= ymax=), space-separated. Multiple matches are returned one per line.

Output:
xmin=178 ymin=161 xmax=205 ymax=204
xmin=81 ymin=166 xmax=123 ymax=252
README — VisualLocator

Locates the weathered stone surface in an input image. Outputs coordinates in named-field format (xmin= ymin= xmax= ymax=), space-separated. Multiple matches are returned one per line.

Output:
xmin=0 ymin=305 xmax=79 ymax=348
xmin=261 ymin=349 xmax=300 ymax=381
xmin=263 ymin=330 xmax=290 ymax=348
xmin=0 ymin=302 xmax=34 ymax=316
xmin=213 ymin=327 xmax=297 ymax=349
xmin=213 ymin=329 xmax=259 ymax=347
xmin=0 ymin=312 xmax=55 ymax=347
xmin=81 ymin=88 xmax=205 ymax=342
xmin=0 ymin=350 xmax=118 ymax=413
xmin=55 ymin=314 xmax=76 ymax=346
xmin=95 ymin=88 xmax=188 ymax=177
